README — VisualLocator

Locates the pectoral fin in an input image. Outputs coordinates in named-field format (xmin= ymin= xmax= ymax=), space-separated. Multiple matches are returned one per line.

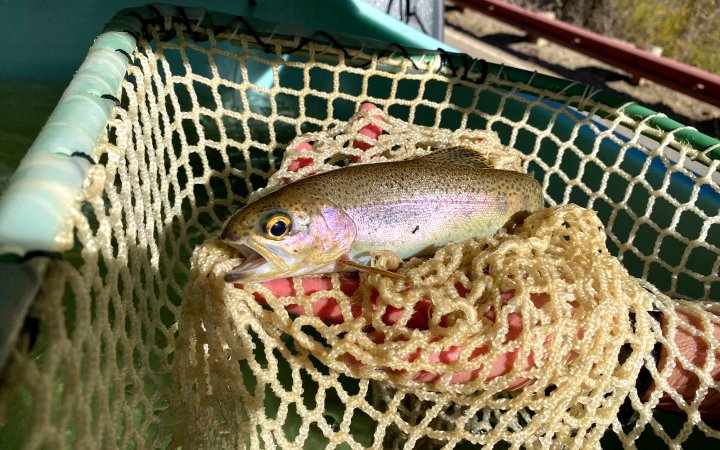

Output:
xmin=340 ymin=258 xmax=406 ymax=280
xmin=417 ymin=146 xmax=492 ymax=169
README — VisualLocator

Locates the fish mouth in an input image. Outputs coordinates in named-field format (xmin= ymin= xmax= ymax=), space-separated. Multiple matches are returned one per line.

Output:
xmin=225 ymin=244 xmax=272 ymax=282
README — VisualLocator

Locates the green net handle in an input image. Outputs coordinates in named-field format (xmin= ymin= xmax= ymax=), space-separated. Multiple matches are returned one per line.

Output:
xmin=0 ymin=25 xmax=137 ymax=254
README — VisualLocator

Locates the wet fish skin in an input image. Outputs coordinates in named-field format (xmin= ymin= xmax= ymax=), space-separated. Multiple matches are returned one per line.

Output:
xmin=222 ymin=148 xmax=543 ymax=283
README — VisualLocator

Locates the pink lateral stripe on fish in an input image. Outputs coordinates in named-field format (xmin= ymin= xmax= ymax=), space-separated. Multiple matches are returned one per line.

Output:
xmin=221 ymin=146 xmax=543 ymax=283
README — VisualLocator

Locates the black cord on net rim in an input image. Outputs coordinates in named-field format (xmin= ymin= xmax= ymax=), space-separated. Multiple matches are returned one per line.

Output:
xmin=116 ymin=5 xmax=495 ymax=88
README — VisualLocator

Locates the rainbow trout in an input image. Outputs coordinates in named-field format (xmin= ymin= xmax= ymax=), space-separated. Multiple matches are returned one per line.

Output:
xmin=222 ymin=147 xmax=543 ymax=282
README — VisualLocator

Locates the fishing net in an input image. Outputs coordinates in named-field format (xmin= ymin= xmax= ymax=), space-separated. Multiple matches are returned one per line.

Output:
xmin=1 ymin=5 xmax=719 ymax=450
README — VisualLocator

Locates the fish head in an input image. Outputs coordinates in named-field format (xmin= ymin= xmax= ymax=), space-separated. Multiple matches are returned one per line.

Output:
xmin=221 ymin=193 xmax=356 ymax=283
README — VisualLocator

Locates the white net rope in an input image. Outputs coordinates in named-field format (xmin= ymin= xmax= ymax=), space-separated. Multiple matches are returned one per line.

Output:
xmin=1 ymin=22 xmax=719 ymax=449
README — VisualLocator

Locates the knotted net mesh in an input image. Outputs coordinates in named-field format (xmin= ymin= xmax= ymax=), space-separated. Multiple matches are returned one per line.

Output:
xmin=1 ymin=13 xmax=720 ymax=450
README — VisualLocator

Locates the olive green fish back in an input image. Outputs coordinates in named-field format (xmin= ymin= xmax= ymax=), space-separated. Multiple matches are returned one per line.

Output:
xmin=415 ymin=146 xmax=494 ymax=168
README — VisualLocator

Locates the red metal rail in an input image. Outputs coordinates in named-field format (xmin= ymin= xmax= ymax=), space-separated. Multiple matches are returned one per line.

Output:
xmin=454 ymin=0 xmax=720 ymax=107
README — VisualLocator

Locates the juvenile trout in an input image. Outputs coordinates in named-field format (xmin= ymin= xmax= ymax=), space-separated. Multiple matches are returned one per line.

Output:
xmin=222 ymin=147 xmax=543 ymax=282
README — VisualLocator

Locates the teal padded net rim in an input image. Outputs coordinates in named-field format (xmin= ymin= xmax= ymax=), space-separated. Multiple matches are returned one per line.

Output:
xmin=0 ymin=4 xmax=719 ymax=449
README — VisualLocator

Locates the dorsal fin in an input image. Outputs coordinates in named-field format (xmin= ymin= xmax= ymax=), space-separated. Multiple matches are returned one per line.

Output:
xmin=416 ymin=146 xmax=493 ymax=169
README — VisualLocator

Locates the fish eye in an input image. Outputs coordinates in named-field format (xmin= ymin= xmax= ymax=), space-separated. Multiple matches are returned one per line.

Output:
xmin=264 ymin=214 xmax=292 ymax=240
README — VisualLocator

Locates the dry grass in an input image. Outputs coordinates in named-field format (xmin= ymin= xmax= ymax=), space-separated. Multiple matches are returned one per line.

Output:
xmin=512 ymin=0 xmax=720 ymax=74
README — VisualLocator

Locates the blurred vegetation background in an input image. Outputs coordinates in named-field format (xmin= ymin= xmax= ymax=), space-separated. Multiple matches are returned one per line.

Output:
xmin=511 ymin=0 xmax=720 ymax=74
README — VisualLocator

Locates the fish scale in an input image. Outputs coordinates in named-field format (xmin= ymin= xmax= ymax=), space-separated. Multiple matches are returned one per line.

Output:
xmin=222 ymin=147 xmax=543 ymax=282
xmin=299 ymin=161 xmax=539 ymax=260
